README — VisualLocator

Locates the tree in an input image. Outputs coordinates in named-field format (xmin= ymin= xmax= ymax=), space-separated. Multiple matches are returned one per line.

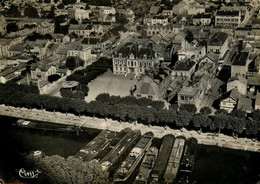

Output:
xmin=48 ymin=74 xmax=61 ymax=83
xmin=215 ymin=109 xmax=228 ymax=115
xmin=191 ymin=114 xmax=205 ymax=133
xmin=176 ymin=110 xmax=192 ymax=129
xmin=6 ymin=23 xmax=18 ymax=33
xmin=230 ymin=109 xmax=246 ymax=119
xmin=79 ymin=84 xmax=89 ymax=96
xmin=24 ymin=154 xmax=109 ymax=184
xmin=226 ymin=117 xmax=246 ymax=138
xmin=73 ymin=91 xmax=85 ymax=100
xmin=65 ymin=56 xmax=83 ymax=70
xmin=245 ymin=120 xmax=258 ymax=138
xmin=210 ymin=114 xmax=228 ymax=134
xmin=60 ymin=89 xmax=74 ymax=99
xmin=70 ymin=18 xmax=79 ymax=24
xmin=4 ymin=5 xmax=21 ymax=17
xmin=71 ymin=99 xmax=86 ymax=117
xmin=96 ymin=93 xmax=110 ymax=103
xmin=179 ymin=104 xmax=197 ymax=114
xmin=200 ymin=107 xmax=212 ymax=115
xmin=24 ymin=5 xmax=38 ymax=18
xmin=251 ymin=109 xmax=260 ymax=121
xmin=58 ymin=97 xmax=71 ymax=115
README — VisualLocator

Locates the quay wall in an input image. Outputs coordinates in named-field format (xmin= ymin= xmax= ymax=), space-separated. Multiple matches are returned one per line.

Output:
xmin=0 ymin=105 xmax=259 ymax=153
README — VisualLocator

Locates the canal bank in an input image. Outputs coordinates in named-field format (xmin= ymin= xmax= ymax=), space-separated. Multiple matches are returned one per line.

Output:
xmin=0 ymin=115 xmax=260 ymax=184
xmin=0 ymin=104 xmax=260 ymax=153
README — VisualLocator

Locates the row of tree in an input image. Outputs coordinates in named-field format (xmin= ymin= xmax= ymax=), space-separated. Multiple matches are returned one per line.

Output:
xmin=0 ymin=83 xmax=259 ymax=140
xmin=66 ymin=57 xmax=112 ymax=85
xmin=96 ymin=93 xmax=165 ymax=110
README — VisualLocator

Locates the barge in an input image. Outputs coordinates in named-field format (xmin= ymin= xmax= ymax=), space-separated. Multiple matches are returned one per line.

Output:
xmin=74 ymin=130 xmax=117 ymax=161
xmin=177 ymin=137 xmax=198 ymax=184
xmin=134 ymin=146 xmax=158 ymax=184
xmin=150 ymin=134 xmax=175 ymax=183
xmin=14 ymin=119 xmax=79 ymax=133
xmin=114 ymin=132 xmax=154 ymax=182
xmin=101 ymin=129 xmax=141 ymax=177
xmin=164 ymin=136 xmax=186 ymax=184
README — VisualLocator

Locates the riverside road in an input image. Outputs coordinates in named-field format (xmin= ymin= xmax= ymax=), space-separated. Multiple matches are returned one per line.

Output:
xmin=0 ymin=104 xmax=259 ymax=153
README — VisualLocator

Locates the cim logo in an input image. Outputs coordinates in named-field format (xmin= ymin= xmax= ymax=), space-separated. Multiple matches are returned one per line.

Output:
xmin=18 ymin=168 xmax=41 ymax=179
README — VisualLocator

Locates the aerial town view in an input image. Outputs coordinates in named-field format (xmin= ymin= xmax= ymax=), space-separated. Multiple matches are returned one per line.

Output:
xmin=0 ymin=0 xmax=260 ymax=183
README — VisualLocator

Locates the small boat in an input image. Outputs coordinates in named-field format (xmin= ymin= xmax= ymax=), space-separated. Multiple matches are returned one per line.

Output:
xmin=134 ymin=146 xmax=158 ymax=184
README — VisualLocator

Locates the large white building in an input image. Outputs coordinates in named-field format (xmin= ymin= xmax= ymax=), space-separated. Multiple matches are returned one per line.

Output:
xmin=112 ymin=41 xmax=159 ymax=76
xmin=215 ymin=10 xmax=241 ymax=27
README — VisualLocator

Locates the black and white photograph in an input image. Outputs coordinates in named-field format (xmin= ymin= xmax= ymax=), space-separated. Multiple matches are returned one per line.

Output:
xmin=0 ymin=0 xmax=260 ymax=183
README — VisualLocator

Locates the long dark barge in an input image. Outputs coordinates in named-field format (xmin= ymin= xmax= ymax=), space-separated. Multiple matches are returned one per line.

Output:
xmin=93 ymin=128 xmax=133 ymax=162
xmin=13 ymin=119 xmax=79 ymax=133
xmin=114 ymin=132 xmax=154 ymax=182
xmin=176 ymin=137 xmax=198 ymax=184
xmin=100 ymin=128 xmax=141 ymax=177
xmin=74 ymin=130 xmax=117 ymax=161
xmin=134 ymin=146 xmax=158 ymax=184
xmin=164 ymin=136 xmax=186 ymax=184
xmin=150 ymin=134 xmax=175 ymax=183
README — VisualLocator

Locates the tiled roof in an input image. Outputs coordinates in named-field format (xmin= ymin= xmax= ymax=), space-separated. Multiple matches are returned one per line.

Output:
xmin=221 ymin=88 xmax=242 ymax=101
xmin=216 ymin=10 xmax=239 ymax=17
xmin=174 ymin=60 xmax=195 ymax=71
xmin=237 ymin=97 xmax=253 ymax=112
xmin=209 ymin=32 xmax=228 ymax=46
xmin=232 ymin=52 xmax=249 ymax=66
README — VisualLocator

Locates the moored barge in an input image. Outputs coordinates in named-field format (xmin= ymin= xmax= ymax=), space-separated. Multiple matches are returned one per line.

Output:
xmin=74 ymin=130 xmax=117 ymax=161
xmin=177 ymin=137 xmax=198 ymax=184
xmin=164 ymin=136 xmax=186 ymax=184
xmin=114 ymin=132 xmax=154 ymax=182
xmin=134 ymin=146 xmax=158 ymax=184
xmin=150 ymin=134 xmax=175 ymax=183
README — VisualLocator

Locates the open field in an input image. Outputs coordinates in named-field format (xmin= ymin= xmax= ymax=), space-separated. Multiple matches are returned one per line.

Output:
xmin=86 ymin=70 xmax=138 ymax=102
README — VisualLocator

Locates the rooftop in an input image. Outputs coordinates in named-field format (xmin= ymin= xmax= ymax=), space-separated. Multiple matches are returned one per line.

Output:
xmin=174 ymin=60 xmax=195 ymax=71
xmin=216 ymin=10 xmax=240 ymax=17
xmin=178 ymin=86 xmax=199 ymax=96
xmin=232 ymin=52 xmax=249 ymax=66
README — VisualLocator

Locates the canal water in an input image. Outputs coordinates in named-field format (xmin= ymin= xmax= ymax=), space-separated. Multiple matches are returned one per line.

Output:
xmin=0 ymin=116 xmax=259 ymax=184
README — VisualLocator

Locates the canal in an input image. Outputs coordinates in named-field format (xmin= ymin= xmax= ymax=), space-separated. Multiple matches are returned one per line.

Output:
xmin=0 ymin=116 xmax=259 ymax=184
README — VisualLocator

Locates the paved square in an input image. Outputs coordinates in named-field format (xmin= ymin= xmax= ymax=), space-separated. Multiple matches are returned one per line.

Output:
xmin=85 ymin=70 xmax=138 ymax=102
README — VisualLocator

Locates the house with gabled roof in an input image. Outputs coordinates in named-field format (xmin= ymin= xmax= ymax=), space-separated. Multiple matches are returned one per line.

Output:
xmin=220 ymin=88 xmax=242 ymax=113
xmin=227 ymin=76 xmax=247 ymax=95
xmin=30 ymin=58 xmax=57 ymax=81
xmin=133 ymin=68 xmax=172 ymax=100
xmin=207 ymin=32 xmax=229 ymax=59
xmin=133 ymin=75 xmax=160 ymax=100
xmin=172 ymin=59 xmax=196 ymax=80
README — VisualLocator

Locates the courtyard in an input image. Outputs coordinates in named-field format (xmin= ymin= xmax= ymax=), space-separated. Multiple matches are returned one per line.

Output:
xmin=85 ymin=70 xmax=138 ymax=102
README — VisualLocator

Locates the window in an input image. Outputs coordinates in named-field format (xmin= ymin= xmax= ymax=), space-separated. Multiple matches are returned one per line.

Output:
xmin=148 ymin=95 xmax=153 ymax=99
xmin=181 ymin=96 xmax=185 ymax=100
